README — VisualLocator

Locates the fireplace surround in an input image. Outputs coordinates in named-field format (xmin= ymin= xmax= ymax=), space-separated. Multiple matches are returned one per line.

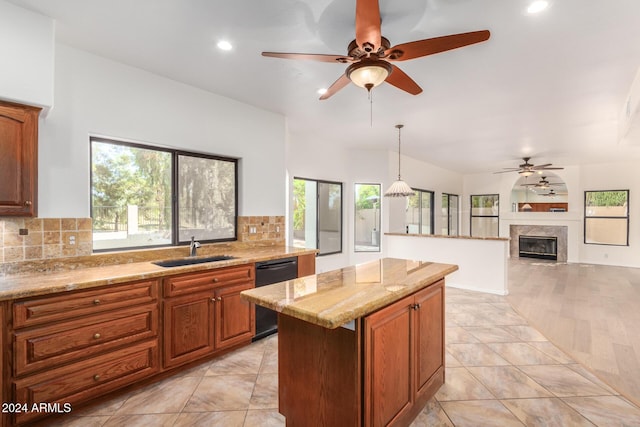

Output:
xmin=509 ymin=225 xmax=568 ymax=262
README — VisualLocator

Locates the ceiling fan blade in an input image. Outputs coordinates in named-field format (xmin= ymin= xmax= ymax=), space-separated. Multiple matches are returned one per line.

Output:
xmin=262 ymin=52 xmax=352 ymax=63
xmin=535 ymin=167 xmax=564 ymax=170
xmin=385 ymin=64 xmax=422 ymax=95
xmin=531 ymin=163 xmax=552 ymax=169
xmin=385 ymin=30 xmax=490 ymax=61
xmin=319 ymin=74 xmax=351 ymax=100
xmin=355 ymin=0 xmax=382 ymax=53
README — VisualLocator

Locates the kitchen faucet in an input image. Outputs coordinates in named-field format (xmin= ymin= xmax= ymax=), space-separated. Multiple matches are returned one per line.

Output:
xmin=189 ymin=236 xmax=201 ymax=257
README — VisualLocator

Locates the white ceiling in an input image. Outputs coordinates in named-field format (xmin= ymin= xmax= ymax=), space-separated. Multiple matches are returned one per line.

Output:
xmin=9 ymin=0 xmax=640 ymax=173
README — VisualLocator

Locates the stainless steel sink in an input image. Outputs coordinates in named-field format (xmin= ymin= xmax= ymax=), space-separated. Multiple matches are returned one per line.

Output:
xmin=153 ymin=255 xmax=235 ymax=267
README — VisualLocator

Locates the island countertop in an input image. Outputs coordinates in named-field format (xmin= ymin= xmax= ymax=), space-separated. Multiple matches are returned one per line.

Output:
xmin=240 ymin=257 xmax=458 ymax=329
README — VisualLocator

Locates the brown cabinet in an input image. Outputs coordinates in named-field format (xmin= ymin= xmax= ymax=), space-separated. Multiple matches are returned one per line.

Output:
xmin=9 ymin=279 xmax=161 ymax=425
xmin=277 ymin=278 xmax=446 ymax=427
xmin=364 ymin=280 xmax=444 ymax=427
xmin=0 ymin=101 xmax=40 ymax=217
xmin=163 ymin=264 xmax=255 ymax=369
xmin=297 ymin=253 xmax=316 ymax=277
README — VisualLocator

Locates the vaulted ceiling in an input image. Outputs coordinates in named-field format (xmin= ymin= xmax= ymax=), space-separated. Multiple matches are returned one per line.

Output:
xmin=9 ymin=0 xmax=640 ymax=173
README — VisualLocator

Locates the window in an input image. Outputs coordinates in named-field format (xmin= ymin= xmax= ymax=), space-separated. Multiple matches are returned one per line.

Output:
xmin=292 ymin=178 xmax=342 ymax=255
xmin=442 ymin=193 xmax=459 ymax=236
xmin=355 ymin=183 xmax=381 ymax=252
xmin=406 ymin=189 xmax=434 ymax=234
xmin=471 ymin=194 xmax=499 ymax=237
xmin=584 ymin=190 xmax=629 ymax=246
xmin=91 ymin=137 xmax=237 ymax=251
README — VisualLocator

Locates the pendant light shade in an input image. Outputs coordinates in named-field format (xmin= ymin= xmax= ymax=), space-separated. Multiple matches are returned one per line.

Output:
xmin=384 ymin=124 xmax=415 ymax=198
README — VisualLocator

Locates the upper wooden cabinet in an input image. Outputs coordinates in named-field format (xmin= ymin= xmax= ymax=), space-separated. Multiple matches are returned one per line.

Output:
xmin=0 ymin=100 xmax=41 ymax=216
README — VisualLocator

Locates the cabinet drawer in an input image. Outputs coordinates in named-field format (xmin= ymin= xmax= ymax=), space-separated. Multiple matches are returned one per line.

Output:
xmin=13 ymin=339 xmax=159 ymax=425
xmin=164 ymin=264 xmax=254 ymax=297
xmin=13 ymin=279 xmax=159 ymax=328
xmin=14 ymin=303 xmax=158 ymax=376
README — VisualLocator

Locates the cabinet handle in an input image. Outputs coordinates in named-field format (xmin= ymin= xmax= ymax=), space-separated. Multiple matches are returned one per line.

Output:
xmin=24 ymin=200 xmax=32 ymax=206
xmin=93 ymin=333 xmax=101 ymax=340
xmin=211 ymin=297 xmax=216 ymax=302
xmin=93 ymin=299 xmax=101 ymax=305
xmin=411 ymin=303 xmax=421 ymax=310
xmin=212 ymin=278 xmax=219 ymax=283
xmin=93 ymin=374 xmax=100 ymax=381
xmin=217 ymin=297 xmax=222 ymax=302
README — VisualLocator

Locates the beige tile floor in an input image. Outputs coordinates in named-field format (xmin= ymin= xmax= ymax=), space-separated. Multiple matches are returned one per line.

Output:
xmin=50 ymin=287 xmax=640 ymax=427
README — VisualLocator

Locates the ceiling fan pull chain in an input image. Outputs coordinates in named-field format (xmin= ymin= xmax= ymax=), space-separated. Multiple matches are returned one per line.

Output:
xmin=370 ymin=90 xmax=373 ymax=127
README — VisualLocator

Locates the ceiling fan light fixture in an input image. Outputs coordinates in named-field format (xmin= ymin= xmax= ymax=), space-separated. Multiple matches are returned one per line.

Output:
xmin=519 ymin=170 xmax=534 ymax=177
xmin=384 ymin=124 xmax=415 ymax=198
xmin=347 ymin=60 xmax=392 ymax=91
xmin=527 ymin=0 xmax=549 ymax=14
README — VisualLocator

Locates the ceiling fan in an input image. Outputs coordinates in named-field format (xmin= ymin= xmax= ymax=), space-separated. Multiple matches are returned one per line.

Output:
xmin=494 ymin=157 xmax=564 ymax=177
xmin=261 ymin=0 xmax=490 ymax=100
xmin=540 ymin=189 xmax=568 ymax=197
xmin=521 ymin=176 xmax=564 ymax=189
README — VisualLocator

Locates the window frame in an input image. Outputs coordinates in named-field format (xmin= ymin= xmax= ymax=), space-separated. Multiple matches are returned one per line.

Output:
xmin=292 ymin=177 xmax=343 ymax=256
xmin=470 ymin=194 xmax=499 ymax=238
xmin=442 ymin=193 xmax=459 ymax=236
xmin=90 ymin=137 xmax=238 ymax=252
xmin=354 ymin=183 xmax=381 ymax=253
xmin=406 ymin=188 xmax=435 ymax=235
xmin=583 ymin=189 xmax=629 ymax=246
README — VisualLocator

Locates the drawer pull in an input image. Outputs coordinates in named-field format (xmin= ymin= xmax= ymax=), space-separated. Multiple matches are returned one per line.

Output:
xmin=93 ymin=299 xmax=101 ymax=305
xmin=93 ymin=333 xmax=101 ymax=339
xmin=24 ymin=200 xmax=32 ymax=206
xmin=212 ymin=278 xmax=219 ymax=283
xmin=93 ymin=374 xmax=101 ymax=381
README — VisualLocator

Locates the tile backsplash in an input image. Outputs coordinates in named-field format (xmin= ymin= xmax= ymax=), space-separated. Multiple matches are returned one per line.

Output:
xmin=237 ymin=216 xmax=285 ymax=243
xmin=1 ymin=216 xmax=285 ymax=264
xmin=0 ymin=218 xmax=93 ymax=263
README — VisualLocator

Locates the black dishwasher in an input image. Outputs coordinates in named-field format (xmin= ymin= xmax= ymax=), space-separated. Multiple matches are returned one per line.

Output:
xmin=254 ymin=257 xmax=298 ymax=341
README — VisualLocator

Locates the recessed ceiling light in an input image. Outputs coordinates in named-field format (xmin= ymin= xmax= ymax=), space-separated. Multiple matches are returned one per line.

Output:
xmin=217 ymin=40 xmax=233 ymax=51
xmin=527 ymin=0 xmax=549 ymax=14
xmin=317 ymin=88 xmax=328 ymax=95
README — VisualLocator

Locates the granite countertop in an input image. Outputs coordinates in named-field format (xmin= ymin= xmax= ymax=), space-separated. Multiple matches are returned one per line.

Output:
xmin=240 ymin=258 xmax=458 ymax=329
xmin=0 ymin=246 xmax=317 ymax=301
xmin=385 ymin=232 xmax=509 ymax=242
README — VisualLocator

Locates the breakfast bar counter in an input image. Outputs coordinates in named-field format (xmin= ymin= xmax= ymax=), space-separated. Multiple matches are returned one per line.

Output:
xmin=241 ymin=258 xmax=458 ymax=427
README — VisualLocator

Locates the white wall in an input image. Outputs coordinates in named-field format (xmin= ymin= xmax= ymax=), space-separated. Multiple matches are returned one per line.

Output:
xmin=387 ymin=235 xmax=509 ymax=295
xmin=579 ymin=161 xmax=640 ymax=267
xmin=38 ymin=43 xmax=286 ymax=218
xmin=0 ymin=0 xmax=54 ymax=109
xmin=286 ymin=136 xmax=464 ymax=273
xmin=387 ymin=152 xmax=464 ymax=235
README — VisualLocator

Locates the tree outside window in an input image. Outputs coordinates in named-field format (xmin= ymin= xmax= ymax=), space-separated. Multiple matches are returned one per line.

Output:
xmin=91 ymin=138 xmax=237 ymax=251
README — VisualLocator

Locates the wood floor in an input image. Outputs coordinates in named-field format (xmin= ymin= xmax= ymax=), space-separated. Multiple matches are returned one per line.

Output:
xmin=507 ymin=258 xmax=640 ymax=407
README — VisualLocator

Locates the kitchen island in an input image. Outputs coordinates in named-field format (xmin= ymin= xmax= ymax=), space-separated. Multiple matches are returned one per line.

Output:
xmin=241 ymin=258 xmax=458 ymax=427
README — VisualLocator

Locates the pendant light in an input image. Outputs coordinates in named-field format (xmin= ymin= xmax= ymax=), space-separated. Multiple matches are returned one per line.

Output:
xmin=384 ymin=124 xmax=415 ymax=197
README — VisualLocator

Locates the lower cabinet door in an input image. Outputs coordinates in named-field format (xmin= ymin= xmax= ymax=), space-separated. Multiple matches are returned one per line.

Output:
xmin=214 ymin=281 xmax=255 ymax=350
xmin=414 ymin=281 xmax=444 ymax=400
xmin=13 ymin=339 xmax=159 ymax=425
xmin=163 ymin=291 xmax=215 ymax=369
xmin=364 ymin=294 xmax=413 ymax=427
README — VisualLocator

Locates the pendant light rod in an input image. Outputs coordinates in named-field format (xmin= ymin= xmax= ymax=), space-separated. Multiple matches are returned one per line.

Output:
xmin=396 ymin=124 xmax=404 ymax=179
xmin=384 ymin=124 xmax=414 ymax=198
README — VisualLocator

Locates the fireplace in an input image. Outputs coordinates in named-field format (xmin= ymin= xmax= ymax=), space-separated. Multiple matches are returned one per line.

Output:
xmin=519 ymin=235 xmax=558 ymax=261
